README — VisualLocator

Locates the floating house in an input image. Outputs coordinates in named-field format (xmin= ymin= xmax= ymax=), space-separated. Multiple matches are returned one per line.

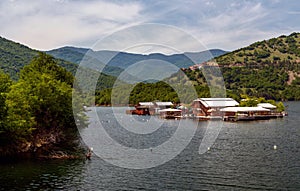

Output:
xmin=257 ymin=103 xmax=286 ymax=117
xmin=126 ymin=98 xmax=286 ymax=121
xmin=139 ymin=102 xmax=155 ymax=107
xmin=126 ymin=102 xmax=155 ymax=115
xmin=221 ymin=102 xmax=285 ymax=121
xmin=159 ymin=108 xmax=182 ymax=119
xmin=126 ymin=101 xmax=174 ymax=115
xmin=192 ymin=98 xmax=239 ymax=119
xmin=221 ymin=107 xmax=271 ymax=121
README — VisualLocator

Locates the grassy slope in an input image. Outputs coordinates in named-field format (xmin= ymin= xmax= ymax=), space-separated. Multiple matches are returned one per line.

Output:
xmin=216 ymin=32 xmax=300 ymax=66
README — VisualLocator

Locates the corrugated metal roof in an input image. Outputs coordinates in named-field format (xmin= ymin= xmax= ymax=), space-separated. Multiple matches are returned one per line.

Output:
xmin=139 ymin=102 xmax=154 ymax=106
xmin=155 ymin=102 xmax=173 ymax=106
xmin=194 ymin=98 xmax=239 ymax=108
xmin=159 ymin=108 xmax=181 ymax=112
xmin=257 ymin=103 xmax=277 ymax=109
xmin=196 ymin=98 xmax=235 ymax=101
xmin=220 ymin=107 xmax=270 ymax=112
xmin=139 ymin=102 xmax=173 ymax=106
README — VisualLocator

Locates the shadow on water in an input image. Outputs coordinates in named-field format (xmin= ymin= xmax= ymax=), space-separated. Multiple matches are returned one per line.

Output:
xmin=0 ymin=159 xmax=87 ymax=190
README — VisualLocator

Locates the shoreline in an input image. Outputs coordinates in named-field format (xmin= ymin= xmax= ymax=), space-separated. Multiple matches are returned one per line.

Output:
xmin=0 ymin=150 xmax=85 ymax=163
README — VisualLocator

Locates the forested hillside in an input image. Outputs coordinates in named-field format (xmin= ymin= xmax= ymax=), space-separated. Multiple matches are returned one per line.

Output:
xmin=0 ymin=37 xmax=78 ymax=80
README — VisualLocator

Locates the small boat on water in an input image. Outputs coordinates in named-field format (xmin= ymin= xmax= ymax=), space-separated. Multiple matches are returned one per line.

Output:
xmin=159 ymin=108 xmax=182 ymax=119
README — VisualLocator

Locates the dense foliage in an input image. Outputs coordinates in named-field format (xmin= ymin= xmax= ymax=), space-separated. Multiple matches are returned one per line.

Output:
xmin=95 ymin=82 xmax=179 ymax=105
xmin=0 ymin=53 xmax=84 ymax=157
xmin=0 ymin=71 xmax=12 ymax=146
xmin=95 ymin=76 xmax=209 ymax=106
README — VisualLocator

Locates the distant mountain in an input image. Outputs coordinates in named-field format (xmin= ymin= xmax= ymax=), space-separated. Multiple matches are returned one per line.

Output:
xmin=0 ymin=37 xmax=118 ymax=90
xmin=47 ymin=47 xmax=227 ymax=76
xmin=46 ymin=46 xmax=89 ymax=64
xmin=103 ymin=49 xmax=227 ymax=69
xmin=184 ymin=49 xmax=228 ymax=64
xmin=215 ymin=32 xmax=300 ymax=66
xmin=0 ymin=36 xmax=77 ymax=80
xmin=46 ymin=47 xmax=123 ymax=76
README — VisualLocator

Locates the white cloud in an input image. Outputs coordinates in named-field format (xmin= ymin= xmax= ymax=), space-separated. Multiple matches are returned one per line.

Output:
xmin=92 ymin=23 xmax=207 ymax=55
xmin=78 ymin=1 xmax=142 ymax=22
xmin=0 ymin=0 xmax=299 ymax=53
xmin=189 ymin=2 xmax=269 ymax=50
xmin=181 ymin=1 xmax=297 ymax=51
xmin=0 ymin=0 xmax=144 ymax=50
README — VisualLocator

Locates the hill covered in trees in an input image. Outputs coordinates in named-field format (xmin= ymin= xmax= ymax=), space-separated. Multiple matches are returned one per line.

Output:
xmin=216 ymin=32 xmax=300 ymax=66
xmin=0 ymin=37 xmax=79 ymax=80
xmin=185 ymin=32 xmax=300 ymax=101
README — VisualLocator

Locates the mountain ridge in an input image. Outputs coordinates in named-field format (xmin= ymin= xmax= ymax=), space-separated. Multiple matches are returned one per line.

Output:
xmin=0 ymin=35 xmax=228 ymax=80
xmin=46 ymin=47 xmax=227 ymax=76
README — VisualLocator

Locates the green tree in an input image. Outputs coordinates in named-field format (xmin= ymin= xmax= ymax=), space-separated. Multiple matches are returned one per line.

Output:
xmin=4 ymin=53 xmax=83 ymax=154
xmin=0 ymin=70 xmax=12 ymax=147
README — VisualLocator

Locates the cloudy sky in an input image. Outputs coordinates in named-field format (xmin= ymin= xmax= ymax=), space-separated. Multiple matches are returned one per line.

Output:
xmin=1 ymin=0 xmax=299 ymax=53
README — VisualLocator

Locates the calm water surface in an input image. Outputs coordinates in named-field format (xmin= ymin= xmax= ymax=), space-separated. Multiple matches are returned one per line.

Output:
xmin=1 ymin=102 xmax=299 ymax=190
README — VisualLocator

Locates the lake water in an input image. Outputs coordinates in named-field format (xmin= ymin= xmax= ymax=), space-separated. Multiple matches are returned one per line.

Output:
xmin=1 ymin=102 xmax=299 ymax=190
